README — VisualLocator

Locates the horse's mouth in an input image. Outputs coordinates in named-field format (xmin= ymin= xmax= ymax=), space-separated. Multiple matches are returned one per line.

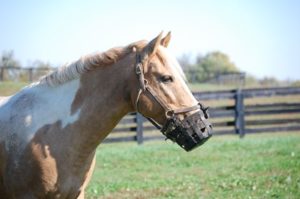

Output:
xmin=161 ymin=111 xmax=212 ymax=151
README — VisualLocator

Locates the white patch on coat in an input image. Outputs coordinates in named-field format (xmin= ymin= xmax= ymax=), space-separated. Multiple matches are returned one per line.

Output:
xmin=0 ymin=79 xmax=81 ymax=151
xmin=62 ymin=108 xmax=81 ymax=128
xmin=28 ymin=79 xmax=81 ymax=139
xmin=24 ymin=115 xmax=32 ymax=127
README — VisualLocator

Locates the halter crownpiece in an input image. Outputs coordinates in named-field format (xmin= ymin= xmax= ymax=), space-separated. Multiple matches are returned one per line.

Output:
xmin=134 ymin=52 xmax=212 ymax=151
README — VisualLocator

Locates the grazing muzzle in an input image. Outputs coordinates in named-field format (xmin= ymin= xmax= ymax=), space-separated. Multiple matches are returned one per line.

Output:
xmin=161 ymin=109 xmax=212 ymax=151
xmin=134 ymin=53 xmax=212 ymax=151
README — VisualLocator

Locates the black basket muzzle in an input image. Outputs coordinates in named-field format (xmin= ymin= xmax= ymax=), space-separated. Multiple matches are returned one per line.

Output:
xmin=161 ymin=111 xmax=212 ymax=151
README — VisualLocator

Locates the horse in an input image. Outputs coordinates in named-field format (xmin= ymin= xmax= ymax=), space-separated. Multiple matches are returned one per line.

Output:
xmin=0 ymin=32 xmax=212 ymax=198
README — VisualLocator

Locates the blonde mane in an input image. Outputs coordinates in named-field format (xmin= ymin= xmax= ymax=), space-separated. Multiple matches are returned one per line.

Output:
xmin=40 ymin=40 xmax=147 ymax=87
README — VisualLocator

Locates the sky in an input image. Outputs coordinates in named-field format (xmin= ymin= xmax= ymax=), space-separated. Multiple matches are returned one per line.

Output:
xmin=0 ymin=0 xmax=300 ymax=80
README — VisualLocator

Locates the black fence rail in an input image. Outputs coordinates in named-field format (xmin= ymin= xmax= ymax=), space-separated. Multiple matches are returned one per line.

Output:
xmin=104 ymin=86 xmax=300 ymax=143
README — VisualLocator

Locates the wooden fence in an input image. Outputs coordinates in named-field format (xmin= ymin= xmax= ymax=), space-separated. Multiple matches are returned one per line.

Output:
xmin=104 ymin=87 xmax=300 ymax=143
xmin=0 ymin=66 xmax=53 ymax=82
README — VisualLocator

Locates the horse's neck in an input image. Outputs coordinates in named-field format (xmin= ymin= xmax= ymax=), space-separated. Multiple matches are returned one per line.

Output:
xmin=73 ymin=68 xmax=133 ymax=146
xmin=51 ymin=59 xmax=136 ymax=171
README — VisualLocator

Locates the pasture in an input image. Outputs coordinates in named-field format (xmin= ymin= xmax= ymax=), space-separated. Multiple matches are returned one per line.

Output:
xmin=0 ymin=81 xmax=28 ymax=96
xmin=87 ymin=133 xmax=300 ymax=199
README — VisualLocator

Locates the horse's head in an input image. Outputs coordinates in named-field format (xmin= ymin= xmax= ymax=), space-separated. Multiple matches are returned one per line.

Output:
xmin=133 ymin=32 xmax=212 ymax=151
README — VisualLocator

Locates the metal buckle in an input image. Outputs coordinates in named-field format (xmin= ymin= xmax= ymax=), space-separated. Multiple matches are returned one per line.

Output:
xmin=136 ymin=63 xmax=143 ymax=75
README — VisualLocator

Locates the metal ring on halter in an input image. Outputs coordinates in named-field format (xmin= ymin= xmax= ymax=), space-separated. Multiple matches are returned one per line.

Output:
xmin=165 ymin=110 xmax=175 ymax=118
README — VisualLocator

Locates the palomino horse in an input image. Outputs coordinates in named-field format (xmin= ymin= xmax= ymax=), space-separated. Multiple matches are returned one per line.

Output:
xmin=0 ymin=32 xmax=212 ymax=198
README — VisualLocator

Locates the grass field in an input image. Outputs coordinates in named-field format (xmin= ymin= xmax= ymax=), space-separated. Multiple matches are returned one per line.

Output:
xmin=86 ymin=133 xmax=300 ymax=199
xmin=0 ymin=81 xmax=28 ymax=96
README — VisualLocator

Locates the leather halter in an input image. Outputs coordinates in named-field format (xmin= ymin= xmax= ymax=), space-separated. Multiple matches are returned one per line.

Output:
xmin=134 ymin=52 xmax=209 ymax=129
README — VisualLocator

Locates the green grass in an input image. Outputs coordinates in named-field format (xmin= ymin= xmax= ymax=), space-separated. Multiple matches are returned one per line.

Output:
xmin=86 ymin=133 xmax=300 ymax=199
xmin=187 ymin=83 xmax=237 ymax=92
xmin=0 ymin=81 xmax=28 ymax=96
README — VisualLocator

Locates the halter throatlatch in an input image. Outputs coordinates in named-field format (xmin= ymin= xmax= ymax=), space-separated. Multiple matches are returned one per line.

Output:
xmin=134 ymin=52 xmax=212 ymax=151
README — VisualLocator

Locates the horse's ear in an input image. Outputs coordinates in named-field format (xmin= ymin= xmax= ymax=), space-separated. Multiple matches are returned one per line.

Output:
xmin=161 ymin=32 xmax=171 ymax=47
xmin=144 ymin=32 xmax=163 ymax=58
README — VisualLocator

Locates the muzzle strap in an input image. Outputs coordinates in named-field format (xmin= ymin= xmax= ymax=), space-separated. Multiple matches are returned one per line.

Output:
xmin=172 ymin=104 xmax=200 ymax=114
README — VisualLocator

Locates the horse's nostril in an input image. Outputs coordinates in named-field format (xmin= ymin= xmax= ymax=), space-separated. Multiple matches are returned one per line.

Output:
xmin=200 ymin=127 xmax=206 ymax=133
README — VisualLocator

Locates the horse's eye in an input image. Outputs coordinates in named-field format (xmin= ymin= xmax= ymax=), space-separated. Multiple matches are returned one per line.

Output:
xmin=160 ymin=75 xmax=174 ymax=83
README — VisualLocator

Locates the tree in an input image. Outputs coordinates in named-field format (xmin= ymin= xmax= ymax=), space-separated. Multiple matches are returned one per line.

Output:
xmin=0 ymin=50 xmax=20 ymax=68
xmin=198 ymin=51 xmax=239 ymax=80
xmin=179 ymin=51 xmax=240 ymax=83
xmin=259 ymin=76 xmax=280 ymax=87
xmin=30 ymin=60 xmax=53 ymax=81
xmin=177 ymin=53 xmax=192 ymax=69
xmin=31 ymin=60 xmax=52 ymax=69
xmin=292 ymin=80 xmax=300 ymax=87
xmin=178 ymin=53 xmax=205 ymax=82
xmin=0 ymin=50 xmax=21 ymax=81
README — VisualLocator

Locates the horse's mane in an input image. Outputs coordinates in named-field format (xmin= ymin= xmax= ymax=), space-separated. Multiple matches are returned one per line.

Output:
xmin=40 ymin=40 xmax=147 ymax=87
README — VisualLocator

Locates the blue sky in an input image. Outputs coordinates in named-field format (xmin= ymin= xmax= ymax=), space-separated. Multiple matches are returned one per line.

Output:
xmin=1 ymin=0 xmax=300 ymax=80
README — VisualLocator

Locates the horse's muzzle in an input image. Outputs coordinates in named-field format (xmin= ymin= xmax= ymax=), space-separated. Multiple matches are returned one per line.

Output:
xmin=161 ymin=111 xmax=212 ymax=151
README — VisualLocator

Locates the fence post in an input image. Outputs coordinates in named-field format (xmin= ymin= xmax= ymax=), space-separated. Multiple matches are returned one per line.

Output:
xmin=28 ymin=68 xmax=33 ymax=82
xmin=136 ymin=113 xmax=144 ymax=144
xmin=0 ymin=67 xmax=3 ymax=81
xmin=235 ymin=89 xmax=245 ymax=137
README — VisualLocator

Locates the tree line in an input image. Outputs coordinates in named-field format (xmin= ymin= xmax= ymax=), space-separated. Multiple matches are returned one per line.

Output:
xmin=178 ymin=51 xmax=300 ymax=87
xmin=1 ymin=50 xmax=299 ymax=87
xmin=0 ymin=50 xmax=52 ymax=69
xmin=0 ymin=50 xmax=52 ymax=82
